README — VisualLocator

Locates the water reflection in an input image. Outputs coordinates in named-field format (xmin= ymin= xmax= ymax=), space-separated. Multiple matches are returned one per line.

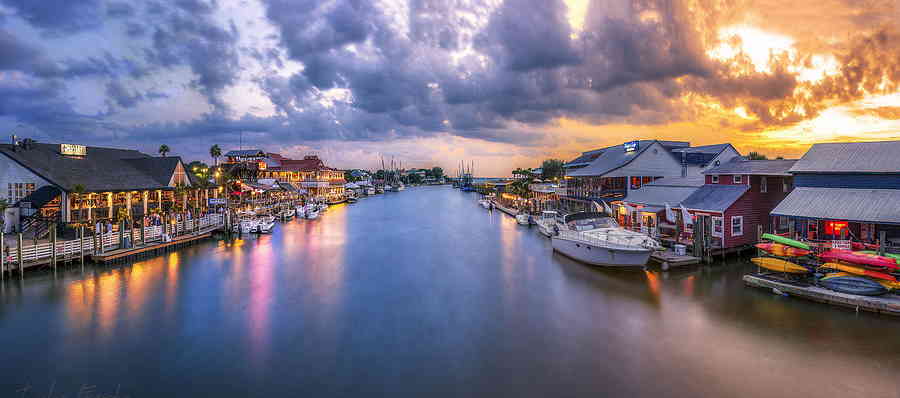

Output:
xmin=1 ymin=187 xmax=898 ymax=397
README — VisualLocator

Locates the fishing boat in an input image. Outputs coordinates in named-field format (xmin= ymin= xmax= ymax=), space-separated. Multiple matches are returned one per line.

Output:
xmin=550 ymin=212 xmax=661 ymax=267
xmin=536 ymin=211 xmax=560 ymax=237
xmin=819 ymin=273 xmax=889 ymax=296
xmin=755 ymin=243 xmax=811 ymax=257
xmin=751 ymin=257 xmax=810 ymax=274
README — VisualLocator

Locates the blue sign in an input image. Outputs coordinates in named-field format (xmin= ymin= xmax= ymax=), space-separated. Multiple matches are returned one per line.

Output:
xmin=208 ymin=198 xmax=226 ymax=205
xmin=624 ymin=141 xmax=639 ymax=152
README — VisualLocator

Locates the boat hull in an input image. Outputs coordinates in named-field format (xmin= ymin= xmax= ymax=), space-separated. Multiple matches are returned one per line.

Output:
xmin=819 ymin=250 xmax=899 ymax=270
xmin=761 ymin=233 xmax=811 ymax=250
xmin=755 ymin=243 xmax=810 ymax=257
xmin=819 ymin=274 xmax=889 ymax=296
xmin=751 ymin=257 xmax=809 ymax=274
xmin=820 ymin=262 xmax=896 ymax=281
xmin=551 ymin=237 xmax=651 ymax=267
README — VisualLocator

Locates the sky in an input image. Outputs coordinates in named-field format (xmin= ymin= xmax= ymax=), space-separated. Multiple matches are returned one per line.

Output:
xmin=1 ymin=0 xmax=899 ymax=176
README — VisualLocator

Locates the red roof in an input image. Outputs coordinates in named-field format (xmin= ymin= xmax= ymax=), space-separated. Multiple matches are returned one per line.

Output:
xmin=270 ymin=155 xmax=326 ymax=172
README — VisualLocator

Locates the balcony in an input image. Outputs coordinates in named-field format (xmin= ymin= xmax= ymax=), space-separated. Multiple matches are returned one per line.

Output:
xmin=300 ymin=181 xmax=330 ymax=188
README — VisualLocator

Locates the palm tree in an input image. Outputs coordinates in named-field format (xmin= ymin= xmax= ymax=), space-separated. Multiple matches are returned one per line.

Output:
xmin=72 ymin=184 xmax=86 ymax=220
xmin=158 ymin=144 xmax=170 ymax=157
xmin=210 ymin=144 xmax=222 ymax=167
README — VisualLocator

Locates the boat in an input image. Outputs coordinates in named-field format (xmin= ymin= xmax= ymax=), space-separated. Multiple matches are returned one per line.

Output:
xmin=280 ymin=209 xmax=294 ymax=220
xmin=347 ymin=197 xmax=358 ymax=203
xmin=755 ymin=243 xmax=811 ymax=257
xmin=760 ymin=233 xmax=811 ymax=250
xmin=857 ymin=251 xmax=900 ymax=264
xmin=384 ymin=184 xmax=393 ymax=192
xmin=305 ymin=204 xmax=319 ymax=220
xmin=366 ymin=187 xmax=376 ymax=196
xmin=376 ymin=187 xmax=385 ymax=194
xmin=550 ymin=212 xmax=660 ymax=267
xmin=238 ymin=219 xmax=259 ymax=234
xmin=256 ymin=218 xmax=275 ymax=233
xmin=478 ymin=199 xmax=492 ymax=209
xmin=515 ymin=212 xmax=531 ymax=225
xmin=750 ymin=257 xmax=810 ymax=274
xmin=819 ymin=250 xmax=899 ymax=270
xmin=318 ymin=202 xmax=327 ymax=212
xmin=295 ymin=206 xmax=305 ymax=219
xmin=536 ymin=211 xmax=560 ymax=237
xmin=819 ymin=273 xmax=889 ymax=296
xmin=819 ymin=262 xmax=897 ymax=282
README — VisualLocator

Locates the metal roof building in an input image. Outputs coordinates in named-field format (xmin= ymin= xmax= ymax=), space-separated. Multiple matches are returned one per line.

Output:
xmin=772 ymin=187 xmax=900 ymax=225
xmin=680 ymin=185 xmax=749 ymax=212
xmin=790 ymin=141 xmax=900 ymax=174
xmin=703 ymin=158 xmax=797 ymax=176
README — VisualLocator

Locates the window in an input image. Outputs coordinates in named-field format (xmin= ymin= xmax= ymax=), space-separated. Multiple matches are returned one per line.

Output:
xmin=7 ymin=183 xmax=35 ymax=202
xmin=731 ymin=216 xmax=743 ymax=236
xmin=712 ymin=216 xmax=724 ymax=237
xmin=711 ymin=175 xmax=719 ymax=184
xmin=760 ymin=177 xmax=767 ymax=193
xmin=733 ymin=175 xmax=742 ymax=184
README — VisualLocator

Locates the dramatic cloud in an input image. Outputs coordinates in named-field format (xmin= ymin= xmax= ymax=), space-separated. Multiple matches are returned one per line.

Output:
xmin=0 ymin=0 xmax=899 ymax=176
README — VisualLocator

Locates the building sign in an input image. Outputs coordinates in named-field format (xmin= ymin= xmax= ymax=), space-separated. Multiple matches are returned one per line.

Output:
xmin=832 ymin=240 xmax=852 ymax=250
xmin=60 ymin=143 xmax=87 ymax=156
xmin=624 ymin=141 xmax=639 ymax=152
xmin=208 ymin=198 xmax=226 ymax=205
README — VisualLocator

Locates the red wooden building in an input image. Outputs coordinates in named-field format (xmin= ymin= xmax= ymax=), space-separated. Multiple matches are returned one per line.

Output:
xmin=680 ymin=158 xmax=796 ymax=250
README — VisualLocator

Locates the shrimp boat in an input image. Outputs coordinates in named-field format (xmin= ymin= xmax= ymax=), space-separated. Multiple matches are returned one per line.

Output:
xmin=536 ymin=210 xmax=560 ymax=237
xmin=550 ymin=212 xmax=661 ymax=267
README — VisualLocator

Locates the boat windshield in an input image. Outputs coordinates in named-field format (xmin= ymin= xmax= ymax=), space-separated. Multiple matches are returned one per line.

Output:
xmin=568 ymin=216 xmax=618 ymax=231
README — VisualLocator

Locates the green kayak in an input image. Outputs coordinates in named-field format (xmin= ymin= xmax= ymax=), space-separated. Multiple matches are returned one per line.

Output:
xmin=761 ymin=233 xmax=811 ymax=251
xmin=858 ymin=250 xmax=900 ymax=264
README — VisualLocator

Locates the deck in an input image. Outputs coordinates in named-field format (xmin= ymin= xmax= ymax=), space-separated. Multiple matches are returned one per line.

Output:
xmin=91 ymin=230 xmax=213 ymax=263
xmin=743 ymin=273 xmax=900 ymax=316
xmin=649 ymin=250 xmax=701 ymax=270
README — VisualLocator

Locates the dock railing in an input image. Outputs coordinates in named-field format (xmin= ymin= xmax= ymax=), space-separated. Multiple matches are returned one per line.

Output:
xmin=1 ymin=214 xmax=224 ymax=267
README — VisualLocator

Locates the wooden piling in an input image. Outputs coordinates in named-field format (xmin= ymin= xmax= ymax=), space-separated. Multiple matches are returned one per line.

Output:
xmin=51 ymin=223 xmax=57 ymax=272
xmin=17 ymin=233 xmax=23 ymax=279
xmin=79 ymin=226 xmax=85 ymax=272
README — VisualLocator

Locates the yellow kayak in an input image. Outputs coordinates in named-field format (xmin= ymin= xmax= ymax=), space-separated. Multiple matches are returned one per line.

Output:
xmin=822 ymin=271 xmax=900 ymax=291
xmin=751 ymin=257 xmax=809 ymax=274
xmin=820 ymin=262 xmax=896 ymax=282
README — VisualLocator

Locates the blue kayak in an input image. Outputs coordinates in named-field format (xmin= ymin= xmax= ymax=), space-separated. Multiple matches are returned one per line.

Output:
xmin=819 ymin=275 xmax=889 ymax=296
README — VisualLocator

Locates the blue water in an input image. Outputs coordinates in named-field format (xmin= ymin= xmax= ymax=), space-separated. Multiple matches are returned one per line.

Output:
xmin=0 ymin=186 xmax=898 ymax=397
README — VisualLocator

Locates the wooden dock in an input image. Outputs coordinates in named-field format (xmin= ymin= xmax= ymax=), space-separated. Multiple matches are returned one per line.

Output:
xmin=743 ymin=273 xmax=900 ymax=316
xmin=91 ymin=231 xmax=213 ymax=263
xmin=649 ymin=249 xmax=700 ymax=270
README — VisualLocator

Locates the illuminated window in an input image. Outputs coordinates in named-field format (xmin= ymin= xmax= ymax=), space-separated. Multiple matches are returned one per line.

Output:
xmin=711 ymin=175 xmax=719 ymax=184
xmin=824 ymin=221 xmax=848 ymax=236
xmin=733 ymin=175 xmax=742 ymax=184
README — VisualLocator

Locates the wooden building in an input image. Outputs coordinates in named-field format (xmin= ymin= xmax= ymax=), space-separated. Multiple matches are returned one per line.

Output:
xmin=771 ymin=141 xmax=900 ymax=245
xmin=258 ymin=154 xmax=345 ymax=202
xmin=680 ymin=158 xmax=796 ymax=250
xmin=0 ymin=140 xmax=217 ymax=235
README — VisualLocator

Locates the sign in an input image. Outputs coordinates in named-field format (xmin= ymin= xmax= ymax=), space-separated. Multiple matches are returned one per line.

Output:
xmin=624 ymin=140 xmax=639 ymax=152
xmin=60 ymin=143 xmax=86 ymax=156
xmin=832 ymin=240 xmax=852 ymax=250
xmin=208 ymin=198 xmax=226 ymax=205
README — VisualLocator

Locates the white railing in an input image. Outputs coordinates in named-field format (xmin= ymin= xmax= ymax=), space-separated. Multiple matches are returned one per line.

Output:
xmin=1 ymin=214 xmax=224 ymax=266
xmin=555 ymin=229 xmax=660 ymax=251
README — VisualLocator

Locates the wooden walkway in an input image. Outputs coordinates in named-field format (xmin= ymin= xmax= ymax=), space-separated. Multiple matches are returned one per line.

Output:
xmin=91 ymin=230 xmax=214 ymax=263
xmin=743 ymin=273 xmax=900 ymax=316
xmin=649 ymin=250 xmax=700 ymax=270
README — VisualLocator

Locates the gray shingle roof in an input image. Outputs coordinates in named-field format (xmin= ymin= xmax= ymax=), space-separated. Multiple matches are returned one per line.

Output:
xmin=772 ymin=187 xmax=900 ymax=224
xmin=703 ymin=157 xmax=797 ymax=176
xmin=623 ymin=185 xmax=701 ymax=207
xmin=0 ymin=143 xmax=182 ymax=192
xmin=790 ymin=141 xmax=900 ymax=173
xmin=567 ymin=140 xmax=681 ymax=177
xmin=680 ymin=184 xmax=749 ymax=212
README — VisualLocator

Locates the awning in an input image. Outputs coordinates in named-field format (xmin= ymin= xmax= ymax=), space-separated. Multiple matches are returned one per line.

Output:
xmin=772 ymin=187 xmax=900 ymax=225
xmin=18 ymin=185 xmax=62 ymax=209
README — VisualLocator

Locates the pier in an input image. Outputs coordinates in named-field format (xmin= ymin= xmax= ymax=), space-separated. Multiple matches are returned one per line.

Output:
xmin=743 ymin=273 xmax=900 ymax=316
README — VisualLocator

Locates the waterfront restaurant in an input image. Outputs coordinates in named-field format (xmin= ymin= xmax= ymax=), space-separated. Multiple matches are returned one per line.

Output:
xmin=613 ymin=175 xmax=705 ymax=236
xmin=562 ymin=140 xmax=739 ymax=203
xmin=0 ymin=140 xmax=219 ymax=234
xmin=771 ymin=141 xmax=900 ymax=246
xmin=258 ymin=154 xmax=346 ymax=203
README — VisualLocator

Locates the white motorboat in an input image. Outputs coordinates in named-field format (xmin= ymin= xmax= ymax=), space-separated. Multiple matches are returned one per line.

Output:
xmin=238 ymin=219 xmax=259 ymax=234
xmin=384 ymin=184 xmax=393 ymax=192
xmin=306 ymin=209 xmax=319 ymax=219
xmin=515 ymin=212 xmax=531 ymax=225
xmin=376 ymin=187 xmax=385 ymax=194
xmin=396 ymin=183 xmax=406 ymax=191
xmin=478 ymin=199 xmax=492 ymax=209
xmin=295 ymin=206 xmax=306 ymax=219
xmin=366 ymin=187 xmax=376 ymax=195
xmin=550 ymin=212 xmax=661 ymax=267
xmin=281 ymin=209 xmax=294 ymax=220
xmin=256 ymin=218 xmax=275 ymax=233
xmin=536 ymin=211 xmax=560 ymax=237
xmin=318 ymin=202 xmax=327 ymax=212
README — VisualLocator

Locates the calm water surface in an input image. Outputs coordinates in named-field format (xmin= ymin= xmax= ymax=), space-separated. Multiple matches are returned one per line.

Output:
xmin=1 ymin=186 xmax=898 ymax=397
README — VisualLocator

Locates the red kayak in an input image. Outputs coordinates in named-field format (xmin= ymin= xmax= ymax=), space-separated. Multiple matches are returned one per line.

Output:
xmin=819 ymin=250 xmax=900 ymax=270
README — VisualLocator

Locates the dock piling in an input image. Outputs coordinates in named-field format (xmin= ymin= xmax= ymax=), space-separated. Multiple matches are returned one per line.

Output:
xmin=51 ymin=223 xmax=57 ymax=272
xmin=79 ymin=226 xmax=85 ymax=272
xmin=17 ymin=233 xmax=23 ymax=280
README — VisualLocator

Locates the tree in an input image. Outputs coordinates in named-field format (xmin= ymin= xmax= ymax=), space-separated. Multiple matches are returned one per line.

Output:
xmin=158 ymin=144 xmax=170 ymax=157
xmin=210 ymin=144 xmax=222 ymax=167
xmin=431 ymin=167 xmax=443 ymax=179
xmin=71 ymin=184 xmax=86 ymax=219
xmin=511 ymin=168 xmax=530 ymax=178
xmin=748 ymin=151 xmax=768 ymax=160
xmin=541 ymin=159 xmax=565 ymax=180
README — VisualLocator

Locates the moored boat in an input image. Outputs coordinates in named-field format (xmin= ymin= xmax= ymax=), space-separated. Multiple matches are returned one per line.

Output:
xmin=819 ymin=273 xmax=889 ymax=296
xmin=751 ymin=257 xmax=810 ymax=274
xmin=536 ymin=211 xmax=560 ymax=237
xmin=761 ymin=233 xmax=811 ymax=251
xmin=550 ymin=212 xmax=660 ymax=267
xmin=819 ymin=250 xmax=899 ymax=270
xmin=819 ymin=262 xmax=896 ymax=282
xmin=515 ymin=212 xmax=531 ymax=225
xmin=755 ymin=243 xmax=811 ymax=257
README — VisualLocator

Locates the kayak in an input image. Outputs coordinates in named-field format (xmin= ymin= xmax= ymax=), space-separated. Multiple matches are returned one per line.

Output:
xmin=819 ymin=274 xmax=889 ymax=296
xmin=819 ymin=250 xmax=900 ymax=270
xmin=857 ymin=250 xmax=900 ymax=264
xmin=877 ymin=279 xmax=900 ymax=291
xmin=819 ymin=262 xmax=897 ymax=282
xmin=755 ymin=243 xmax=811 ymax=257
xmin=751 ymin=257 xmax=809 ymax=274
xmin=760 ymin=233 xmax=810 ymax=251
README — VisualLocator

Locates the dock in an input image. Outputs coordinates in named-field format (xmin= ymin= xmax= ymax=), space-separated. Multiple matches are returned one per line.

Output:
xmin=743 ymin=273 xmax=900 ymax=316
xmin=91 ymin=231 xmax=213 ymax=263
xmin=649 ymin=249 xmax=701 ymax=270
